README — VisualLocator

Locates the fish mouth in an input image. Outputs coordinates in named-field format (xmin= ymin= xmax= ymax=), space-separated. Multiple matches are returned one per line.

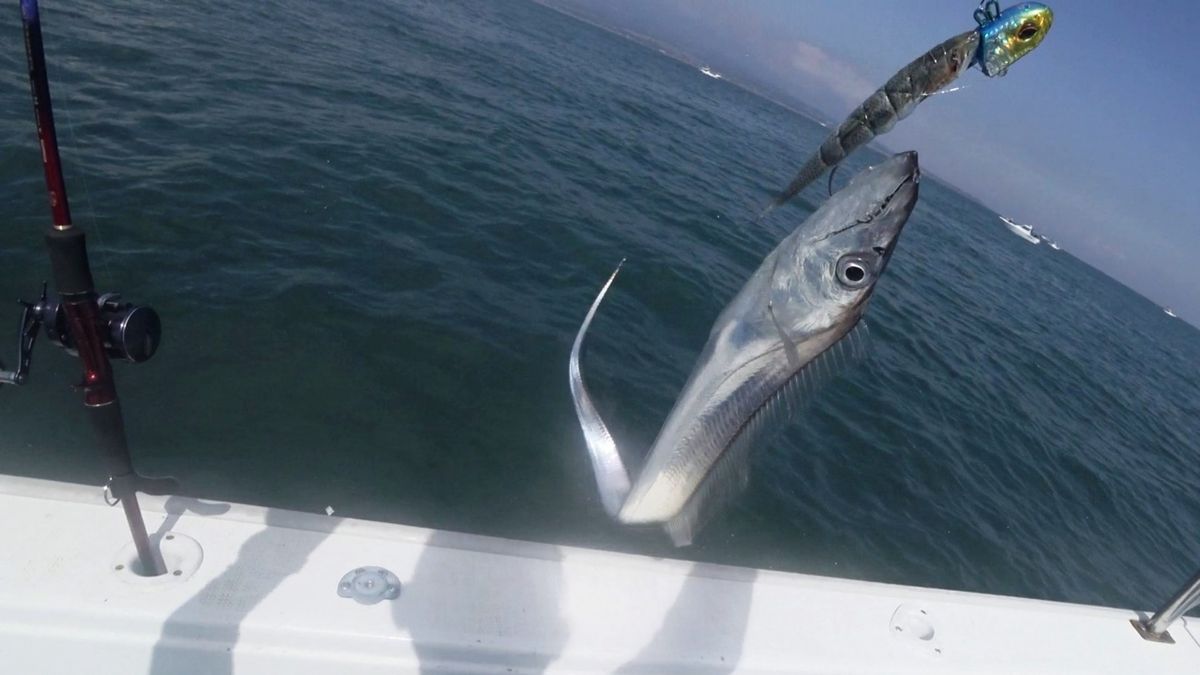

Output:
xmin=852 ymin=151 xmax=919 ymax=265
xmin=807 ymin=152 xmax=917 ymax=282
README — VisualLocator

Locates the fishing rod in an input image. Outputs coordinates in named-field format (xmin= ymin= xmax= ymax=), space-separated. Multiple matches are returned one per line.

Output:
xmin=3 ymin=0 xmax=173 ymax=576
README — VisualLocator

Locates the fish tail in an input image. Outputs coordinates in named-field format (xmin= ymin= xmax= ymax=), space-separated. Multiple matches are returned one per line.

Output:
xmin=568 ymin=260 xmax=633 ymax=518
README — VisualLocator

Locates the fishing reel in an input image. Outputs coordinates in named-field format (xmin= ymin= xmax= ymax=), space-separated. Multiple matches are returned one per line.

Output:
xmin=0 ymin=283 xmax=161 ymax=386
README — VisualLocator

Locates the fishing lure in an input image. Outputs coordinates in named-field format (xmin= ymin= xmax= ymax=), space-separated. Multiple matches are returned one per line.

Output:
xmin=766 ymin=1 xmax=1052 ymax=212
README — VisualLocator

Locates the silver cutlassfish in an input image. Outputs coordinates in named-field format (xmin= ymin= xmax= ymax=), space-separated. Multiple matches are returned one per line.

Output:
xmin=570 ymin=152 xmax=920 ymax=545
xmin=765 ymin=2 xmax=1052 ymax=213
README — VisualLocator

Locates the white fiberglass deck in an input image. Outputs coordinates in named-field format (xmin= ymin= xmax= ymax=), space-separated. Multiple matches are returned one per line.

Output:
xmin=0 ymin=475 xmax=1196 ymax=673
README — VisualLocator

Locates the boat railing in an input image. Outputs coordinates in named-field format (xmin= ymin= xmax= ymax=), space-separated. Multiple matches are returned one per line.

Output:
xmin=1132 ymin=569 xmax=1200 ymax=643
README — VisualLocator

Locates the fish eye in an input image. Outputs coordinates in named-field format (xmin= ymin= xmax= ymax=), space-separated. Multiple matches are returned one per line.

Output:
xmin=836 ymin=255 xmax=873 ymax=289
xmin=1017 ymin=21 xmax=1039 ymax=40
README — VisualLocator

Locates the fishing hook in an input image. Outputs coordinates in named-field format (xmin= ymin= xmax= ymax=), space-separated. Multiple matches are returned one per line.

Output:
xmin=974 ymin=0 xmax=1001 ymax=27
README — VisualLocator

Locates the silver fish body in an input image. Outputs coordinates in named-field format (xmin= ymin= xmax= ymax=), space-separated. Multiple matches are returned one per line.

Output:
xmin=570 ymin=153 xmax=920 ymax=544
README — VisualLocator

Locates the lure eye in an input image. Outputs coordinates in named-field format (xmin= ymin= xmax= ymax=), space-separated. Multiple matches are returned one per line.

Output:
xmin=1016 ymin=21 xmax=1039 ymax=41
xmin=836 ymin=255 xmax=873 ymax=289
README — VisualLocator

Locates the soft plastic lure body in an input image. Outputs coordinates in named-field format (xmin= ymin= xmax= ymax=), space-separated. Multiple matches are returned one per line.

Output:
xmin=766 ymin=2 xmax=1052 ymax=212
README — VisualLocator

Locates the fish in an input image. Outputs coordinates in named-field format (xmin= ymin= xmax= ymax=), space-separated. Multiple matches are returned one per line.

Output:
xmin=569 ymin=152 xmax=920 ymax=545
xmin=764 ymin=2 xmax=1052 ymax=213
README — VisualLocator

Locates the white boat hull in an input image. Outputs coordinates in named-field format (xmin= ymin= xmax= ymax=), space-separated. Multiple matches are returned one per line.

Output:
xmin=1000 ymin=217 xmax=1040 ymax=244
xmin=0 ymin=475 xmax=1196 ymax=673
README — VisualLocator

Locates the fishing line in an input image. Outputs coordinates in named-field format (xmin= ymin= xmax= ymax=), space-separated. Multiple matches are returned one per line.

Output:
xmin=57 ymin=71 xmax=113 ymax=280
xmin=930 ymin=84 xmax=971 ymax=97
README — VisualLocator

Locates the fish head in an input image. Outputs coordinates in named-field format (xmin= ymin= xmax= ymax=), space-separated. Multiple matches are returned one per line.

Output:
xmin=978 ymin=3 xmax=1053 ymax=77
xmin=767 ymin=152 xmax=919 ymax=337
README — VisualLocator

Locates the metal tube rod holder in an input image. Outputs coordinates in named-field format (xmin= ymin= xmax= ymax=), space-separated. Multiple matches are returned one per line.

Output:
xmin=1131 ymin=569 xmax=1200 ymax=643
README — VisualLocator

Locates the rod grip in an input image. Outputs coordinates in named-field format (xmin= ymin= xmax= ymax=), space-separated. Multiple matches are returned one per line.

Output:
xmin=45 ymin=227 xmax=95 ymax=294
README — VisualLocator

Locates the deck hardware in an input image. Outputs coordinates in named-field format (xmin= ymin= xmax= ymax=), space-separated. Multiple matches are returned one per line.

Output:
xmin=338 ymin=566 xmax=401 ymax=605
xmin=1130 ymin=619 xmax=1175 ymax=644
xmin=111 ymin=532 xmax=202 ymax=586
xmin=1132 ymin=568 xmax=1200 ymax=643
xmin=889 ymin=604 xmax=941 ymax=657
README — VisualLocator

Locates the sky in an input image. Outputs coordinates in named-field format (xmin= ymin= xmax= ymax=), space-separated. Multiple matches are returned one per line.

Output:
xmin=543 ymin=0 xmax=1200 ymax=324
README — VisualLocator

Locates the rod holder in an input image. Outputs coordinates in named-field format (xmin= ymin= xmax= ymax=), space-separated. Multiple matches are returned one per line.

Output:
xmin=1131 ymin=568 xmax=1200 ymax=643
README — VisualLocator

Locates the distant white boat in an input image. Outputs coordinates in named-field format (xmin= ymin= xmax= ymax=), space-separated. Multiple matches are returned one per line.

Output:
xmin=699 ymin=65 xmax=722 ymax=79
xmin=999 ymin=216 xmax=1040 ymax=244
xmin=1164 ymin=307 xmax=1178 ymax=318
xmin=1049 ymin=241 xmax=1061 ymax=250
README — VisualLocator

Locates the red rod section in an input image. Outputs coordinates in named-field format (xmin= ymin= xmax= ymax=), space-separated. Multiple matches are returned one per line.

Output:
xmin=20 ymin=0 xmax=72 ymax=229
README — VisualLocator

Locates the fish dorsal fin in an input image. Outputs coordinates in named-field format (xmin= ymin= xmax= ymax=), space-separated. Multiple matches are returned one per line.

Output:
xmin=568 ymin=261 xmax=633 ymax=518
xmin=664 ymin=321 xmax=872 ymax=545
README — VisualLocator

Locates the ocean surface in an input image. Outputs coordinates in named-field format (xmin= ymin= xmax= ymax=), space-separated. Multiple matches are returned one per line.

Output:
xmin=2 ymin=0 xmax=1199 ymax=616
